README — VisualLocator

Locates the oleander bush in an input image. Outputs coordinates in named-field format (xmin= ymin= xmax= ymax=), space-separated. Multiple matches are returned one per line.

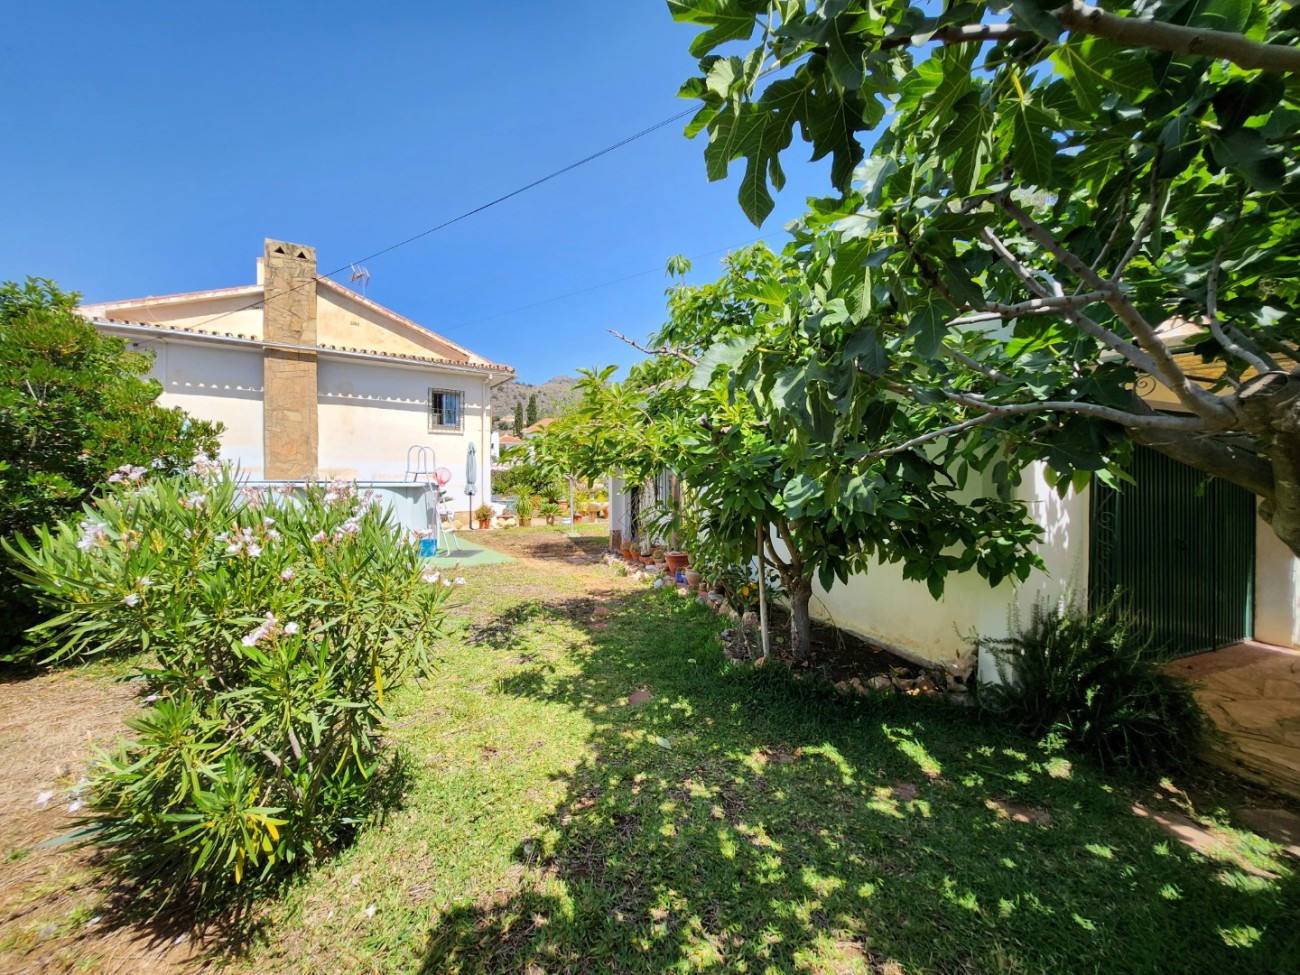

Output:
xmin=0 ymin=277 xmax=221 ymax=658
xmin=6 ymin=466 xmax=454 ymax=910
xmin=978 ymin=599 xmax=1205 ymax=773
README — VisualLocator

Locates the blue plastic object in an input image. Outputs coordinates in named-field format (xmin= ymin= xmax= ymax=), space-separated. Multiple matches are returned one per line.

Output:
xmin=418 ymin=538 xmax=437 ymax=557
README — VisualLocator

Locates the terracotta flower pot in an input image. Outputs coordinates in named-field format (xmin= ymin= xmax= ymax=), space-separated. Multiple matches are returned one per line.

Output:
xmin=684 ymin=569 xmax=702 ymax=588
xmin=665 ymin=551 xmax=690 ymax=573
xmin=478 ymin=519 xmax=491 ymax=529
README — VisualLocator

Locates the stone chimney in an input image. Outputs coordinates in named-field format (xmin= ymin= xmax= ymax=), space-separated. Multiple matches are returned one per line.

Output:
xmin=261 ymin=239 xmax=319 ymax=479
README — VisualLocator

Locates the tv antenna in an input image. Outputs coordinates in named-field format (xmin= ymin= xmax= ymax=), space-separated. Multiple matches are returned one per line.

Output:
xmin=349 ymin=264 xmax=371 ymax=294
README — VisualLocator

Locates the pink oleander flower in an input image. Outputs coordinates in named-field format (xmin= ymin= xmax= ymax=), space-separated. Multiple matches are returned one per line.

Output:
xmin=421 ymin=569 xmax=441 ymax=584
xmin=76 ymin=520 xmax=109 ymax=553
xmin=122 ymin=593 xmax=141 ymax=607
xmin=280 ymin=567 xmax=296 ymax=582
xmin=284 ymin=622 xmax=299 ymax=636
xmin=241 ymin=612 xmax=279 ymax=647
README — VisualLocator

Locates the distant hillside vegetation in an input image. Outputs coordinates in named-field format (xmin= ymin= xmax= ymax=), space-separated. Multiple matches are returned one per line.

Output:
xmin=491 ymin=375 xmax=580 ymax=430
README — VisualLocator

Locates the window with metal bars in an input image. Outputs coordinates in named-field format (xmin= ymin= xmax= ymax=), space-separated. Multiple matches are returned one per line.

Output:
xmin=428 ymin=389 xmax=463 ymax=432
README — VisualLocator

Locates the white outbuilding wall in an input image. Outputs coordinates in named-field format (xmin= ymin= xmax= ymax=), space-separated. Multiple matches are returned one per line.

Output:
xmin=803 ymin=464 xmax=1088 ymax=669
xmin=127 ymin=337 xmax=265 ymax=476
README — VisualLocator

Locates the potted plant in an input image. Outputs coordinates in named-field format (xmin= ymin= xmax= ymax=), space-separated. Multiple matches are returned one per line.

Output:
xmin=515 ymin=491 xmax=535 ymax=527
xmin=539 ymin=500 xmax=562 ymax=526
xmin=474 ymin=503 xmax=494 ymax=529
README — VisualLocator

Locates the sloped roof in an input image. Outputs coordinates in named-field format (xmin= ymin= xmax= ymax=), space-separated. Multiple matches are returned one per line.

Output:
xmin=79 ymin=277 xmax=514 ymax=377
xmin=523 ymin=417 xmax=559 ymax=434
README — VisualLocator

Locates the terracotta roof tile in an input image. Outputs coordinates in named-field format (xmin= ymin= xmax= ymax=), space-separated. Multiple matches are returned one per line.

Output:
xmin=87 ymin=317 xmax=514 ymax=375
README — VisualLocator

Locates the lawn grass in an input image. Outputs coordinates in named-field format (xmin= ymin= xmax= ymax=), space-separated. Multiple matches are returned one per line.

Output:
xmin=229 ymin=539 xmax=1298 ymax=974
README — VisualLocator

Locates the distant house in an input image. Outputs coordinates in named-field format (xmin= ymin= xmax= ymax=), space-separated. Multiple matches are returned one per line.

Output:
xmin=611 ymin=447 xmax=1299 ymax=668
xmin=522 ymin=417 xmax=559 ymax=438
xmin=80 ymin=238 xmax=514 ymax=510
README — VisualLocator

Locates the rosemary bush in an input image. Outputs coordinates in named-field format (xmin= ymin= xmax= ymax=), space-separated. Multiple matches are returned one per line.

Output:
xmin=8 ymin=466 xmax=454 ymax=910
xmin=978 ymin=599 xmax=1205 ymax=773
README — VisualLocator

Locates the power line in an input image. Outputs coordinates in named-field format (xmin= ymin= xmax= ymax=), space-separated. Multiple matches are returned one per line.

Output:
xmin=436 ymin=236 xmax=767 ymax=336
xmin=184 ymin=107 xmax=698 ymax=333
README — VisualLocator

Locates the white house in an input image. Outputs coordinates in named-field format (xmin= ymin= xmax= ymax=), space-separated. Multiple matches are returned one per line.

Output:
xmin=80 ymin=238 xmax=514 ymax=521
xmin=610 ymin=454 xmax=1300 ymax=668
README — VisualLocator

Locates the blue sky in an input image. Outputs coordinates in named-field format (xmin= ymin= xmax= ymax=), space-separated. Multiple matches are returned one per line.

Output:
xmin=0 ymin=2 xmax=834 ymax=384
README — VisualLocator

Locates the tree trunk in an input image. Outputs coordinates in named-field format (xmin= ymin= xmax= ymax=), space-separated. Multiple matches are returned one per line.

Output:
xmin=1234 ymin=371 xmax=1300 ymax=559
xmin=788 ymin=577 xmax=813 ymax=664
xmin=1132 ymin=370 xmax=1300 ymax=560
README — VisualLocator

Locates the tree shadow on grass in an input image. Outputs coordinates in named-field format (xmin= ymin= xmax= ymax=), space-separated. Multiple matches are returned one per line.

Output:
xmin=38 ymin=745 xmax=419 ymax=969
xmin=422 ymin=589 xmax=1300 ymax=975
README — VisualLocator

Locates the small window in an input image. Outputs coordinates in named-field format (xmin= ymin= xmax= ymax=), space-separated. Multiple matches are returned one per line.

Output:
xmin=428 ymin=388 xmax=463 ymax=432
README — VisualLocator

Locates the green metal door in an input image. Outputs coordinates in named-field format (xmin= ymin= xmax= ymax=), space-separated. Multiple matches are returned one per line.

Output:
xmin=1089 ymin=446 xmax=1255 ymax=656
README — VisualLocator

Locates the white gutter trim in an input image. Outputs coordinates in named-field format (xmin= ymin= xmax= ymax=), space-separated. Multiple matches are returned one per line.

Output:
xmin=90 ymin=318 xmax=515 ymax=380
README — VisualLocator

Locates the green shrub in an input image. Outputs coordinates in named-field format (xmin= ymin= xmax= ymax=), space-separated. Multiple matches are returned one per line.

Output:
xmin=514 ymin=490 xmax=536 ymax=520
xmin=7 ymin=467 xmax=453 ymax=910
xmin=0 ymin=278 xmax=222 ymax=658
xmin=492 ymin=463 xmax=550 ymax=498
xmin=977 ymin=600 xmax=1205 ymax=773
xmin=541 ymin=479 xmax=567 ymax=504
xmin=538 ymin=500 xmax=563 ymax=523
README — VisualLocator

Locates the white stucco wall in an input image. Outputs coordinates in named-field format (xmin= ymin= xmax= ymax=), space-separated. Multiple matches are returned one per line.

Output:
xmin=612 ymin=456 xmax=1297 ymax=663
xmin=801 ymin=463 xmax=1088 ymax=668
xmin=103 ymin=293 xmax=266 ymax=340
xmin=609 ymin=475 xmax=632 ymax=541
xmin=124 ymin=333 xmax=496 ymax=499
xmin=129 ymin=337 xmax=265 ymax=477
xmin=1256 ymin=508 xmax=1300 ymax=649
xmin=316 ymin=358 xmax=493 ymax=510
xmin=317 ymin=288 xmax=473 ymax=362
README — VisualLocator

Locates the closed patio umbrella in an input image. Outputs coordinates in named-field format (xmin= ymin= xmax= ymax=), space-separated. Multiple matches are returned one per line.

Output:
xmin=465 ymin=442 xmax=477 ymax=529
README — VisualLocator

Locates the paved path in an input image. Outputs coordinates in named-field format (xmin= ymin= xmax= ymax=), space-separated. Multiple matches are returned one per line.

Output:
xmin=1169 ymin=641 xmax=1300 ymax=799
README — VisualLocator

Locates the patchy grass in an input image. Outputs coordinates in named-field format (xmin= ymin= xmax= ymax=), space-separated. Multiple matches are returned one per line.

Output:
xmin=3 ymin=528 xmax=1296 ymax=973
xmin=228 ymin=535 xmax=1299 ymax=975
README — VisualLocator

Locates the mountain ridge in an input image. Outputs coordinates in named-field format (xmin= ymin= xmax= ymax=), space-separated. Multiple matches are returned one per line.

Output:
xmin=491 ymin=375 xmax=580 ymax=431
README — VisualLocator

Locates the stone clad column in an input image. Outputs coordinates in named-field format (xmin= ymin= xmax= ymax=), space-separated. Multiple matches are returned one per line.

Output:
xmin=262 ymin=239 xmax=319 ymax=480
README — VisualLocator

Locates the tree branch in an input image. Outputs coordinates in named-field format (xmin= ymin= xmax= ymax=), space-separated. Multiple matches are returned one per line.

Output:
xmin=762 ymin=530 xmax=790 ymax=575
xmin=1133 ymin=426 xmax=1275 ymax=502
xmin=1057 ymin=1 xmax=1300 ymax=75
xmin=1089 ymin=191 xmax=1130 ymax=276
xmin=882 ymin=2 xmax=1300 ymax=74
xmin=1205 ymin=237 xmax=1277 ymax=376
xmin=982 ymin=227 xmax=1157 ymax=370
xmin=1109 ymin=167 xmax=1162 ymax=283
xmin=861 ymin=412 xmax=1008 ymax=459
xmin=997 ymin=195 xmax=1234 ymax=423
xmin=942 ymin=346 xmax=1016 ymax=385
xmin=1234 ymin=326 xmax=1300 ymax=367
xmin=946 ymin=290 xmax=1109 ymax=327
xmin=607 ymin=329 xmax=698 ymax=365
xmin=932 ymin=386 xmax=1214 ymax=432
